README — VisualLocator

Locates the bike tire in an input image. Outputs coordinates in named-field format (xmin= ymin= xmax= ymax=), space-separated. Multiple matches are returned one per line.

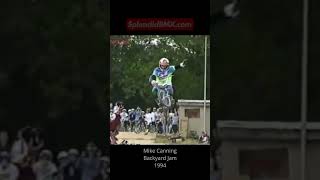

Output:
xmin=163 ymin=96 xmax=171 ymax=108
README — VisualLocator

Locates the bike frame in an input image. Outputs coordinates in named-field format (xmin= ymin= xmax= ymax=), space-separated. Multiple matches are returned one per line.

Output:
xmin=156 ymin=84 xmax=173 ymax=108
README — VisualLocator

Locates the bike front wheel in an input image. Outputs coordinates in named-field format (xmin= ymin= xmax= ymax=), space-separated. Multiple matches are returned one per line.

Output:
xmin=162 ymin=96 xmax=172 ymax=108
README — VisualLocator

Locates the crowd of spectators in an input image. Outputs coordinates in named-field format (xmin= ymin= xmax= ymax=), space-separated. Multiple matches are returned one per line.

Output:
xmin=0 ymin=127 xmax=109 ymax=180
xmin=110 ymin=102 xmax=180 ymax=135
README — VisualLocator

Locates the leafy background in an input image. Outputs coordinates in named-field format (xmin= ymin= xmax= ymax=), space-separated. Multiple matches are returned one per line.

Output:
xmin=110 ymin=35 xmax=210 ymax=109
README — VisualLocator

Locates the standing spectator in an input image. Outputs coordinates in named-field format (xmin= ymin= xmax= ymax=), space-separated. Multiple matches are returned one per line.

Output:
xmin=32 ymin=149 xmax=57 ymax=180
xmin=168 ymin=112 xmax=174 ymax=134
xmin=27 ymin=128 xmax=44 ymax=164
xmin=110 ymin=102 xmax=123 ymax=145
xmin=64 ymin=148 xmax=81 ymax=180
xmin=160 ymin=111 xmax=166 ymax=134
xmin=11 ymin=129 xmax=28 ymax=165
xmin=120 ymin=109 xmax=129 ymax=132
xmin=120 ymin=109 xmax=125 ymax=126
xmin=199 ymin=131 xmax=209 ymax=144
xmin=57 ymin=149 xmax=82 ymax=180
xmin=150 ymin=108 xmax=157 ymax=131
xmin=145 ymin=108 xmax=152 ymax=131
xmin=134 ymin=107 xmax=145 ymax=132
xmin=134 ymin=107 xmax=142 ymax=129
xmin=140 ymin=111 xmax=146 ymax=131
xmin=0 ymin=130 xmax=10 ymax=151
xmin=113 ymin=101 xmax=123 ymax=115
xmin=78 ymin=142 xmax=100 ymax=180
xmin=94 ymin=156 xmax=109 ymax=180
xmin=0 ymin=151 xmax=19 ymax=180
xmin=53 ymin=148 xmax=81 ymax=180
xmin=129 ymin=109 xmax=136 ymax=132
xmin=56 ymin=151 xmax=69 ymax=180
xmin=134 ymin=107 xmax=141 ymax=121
xmin=171 ymin=112 xmax=179 ymax=134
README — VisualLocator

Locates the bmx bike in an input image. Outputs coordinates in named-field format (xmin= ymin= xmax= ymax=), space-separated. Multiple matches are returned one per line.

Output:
xmin=155 ymin=84 xmax=175 ymax=109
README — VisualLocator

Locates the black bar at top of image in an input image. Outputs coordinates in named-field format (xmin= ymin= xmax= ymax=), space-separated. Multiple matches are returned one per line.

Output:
xmin=110 ymin=145 xmax=210 ymax=180
xmin=110 ymin=0 xmax=210 ymax=35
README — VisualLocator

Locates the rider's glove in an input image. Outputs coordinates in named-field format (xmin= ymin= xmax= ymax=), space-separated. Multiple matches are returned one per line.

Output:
xmin=180 ymin=60 xmax=187 ymax=68
xmin=224 ymin=1 xmax=240 ymax=18
xmin=151 ymin=80 xmax=157 ymax=86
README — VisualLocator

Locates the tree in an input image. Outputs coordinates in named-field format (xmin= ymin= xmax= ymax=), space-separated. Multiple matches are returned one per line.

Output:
xmin=1 ymin=0 xmax=107 ymax=151
xmin=110 ymin=35 xmax=210 ymax=109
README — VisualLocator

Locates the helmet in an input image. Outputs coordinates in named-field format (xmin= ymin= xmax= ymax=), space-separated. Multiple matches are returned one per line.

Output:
xmin=159 ymin=58 xmax=169 ymax=70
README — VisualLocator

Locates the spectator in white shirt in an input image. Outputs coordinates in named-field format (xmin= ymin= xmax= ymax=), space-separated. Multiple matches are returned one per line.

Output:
xmin=10 ymin=129 xmax=28 ymax=165
xmin=120 ymin=109 xmax=129 ymax=132
xmin=145 ymin=109 xmax=153 ymax=131
xmin=32 ymin=149 xmax=57 ymax=180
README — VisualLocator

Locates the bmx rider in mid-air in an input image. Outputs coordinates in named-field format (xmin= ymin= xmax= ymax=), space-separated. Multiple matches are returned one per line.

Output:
xmin=149 ymin=58 xmax=186 ymax=106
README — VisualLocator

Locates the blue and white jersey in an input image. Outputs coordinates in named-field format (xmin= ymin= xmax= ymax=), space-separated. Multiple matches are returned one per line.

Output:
xmin=151 ymin=66 xmax=176 ymax=86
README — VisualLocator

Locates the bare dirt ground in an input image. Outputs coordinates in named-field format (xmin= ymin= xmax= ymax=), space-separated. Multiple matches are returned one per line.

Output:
xmin=116 ymin=131 xmax=200 ymax=145
xmin=117 ymin=131 xmax=158 ymax=144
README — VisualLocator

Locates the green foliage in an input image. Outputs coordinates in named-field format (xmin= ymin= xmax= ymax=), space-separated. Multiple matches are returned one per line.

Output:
xmin=213 ymin=0 xmax=302 ymax=121
xmin=110 ymin=35 xmax=210 ymax=109
xmin=1 ymin=1 xmax=107 ymax=149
